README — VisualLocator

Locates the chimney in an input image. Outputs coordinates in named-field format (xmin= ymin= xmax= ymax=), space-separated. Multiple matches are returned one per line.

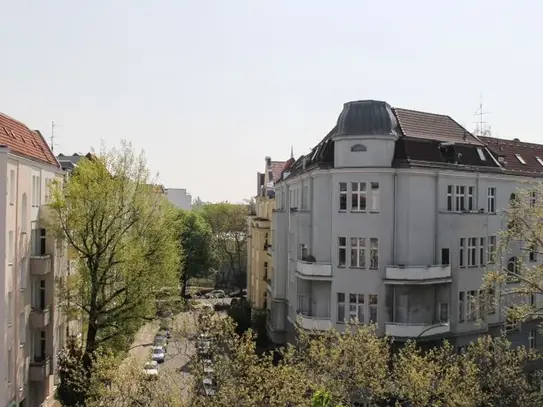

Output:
xmin=265 ymin=156 xmax=271 ymax=169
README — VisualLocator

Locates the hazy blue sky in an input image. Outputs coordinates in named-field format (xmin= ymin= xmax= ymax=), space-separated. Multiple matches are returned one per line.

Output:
xmin=1 ymin=1 xmax=541 ymax=202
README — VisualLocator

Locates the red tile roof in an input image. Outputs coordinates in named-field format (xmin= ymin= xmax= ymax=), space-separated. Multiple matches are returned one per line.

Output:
xmin=393 ymin=108 xmax=484 ymax=146
xmin=270 ymin=161 xmax=288 ymax=183
xmin=0 ymin=112 xmax=59 ymax=168
xmin=479 ymin=135 xmax=543 ymax=176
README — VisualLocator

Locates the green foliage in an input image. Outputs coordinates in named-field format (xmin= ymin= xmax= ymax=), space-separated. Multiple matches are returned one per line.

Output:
xmin=49 ymin=141 xmax=180 ymax=403
xmin=177 ymin=209 xmax=213 ymax=297
xmin=200 ymin=202 xmax=248 ymax=289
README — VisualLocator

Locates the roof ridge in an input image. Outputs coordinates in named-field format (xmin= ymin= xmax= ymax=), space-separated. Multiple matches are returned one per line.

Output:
xmin=0 ymin=112 xmax=35 ymax=129
xmin=393 ymin=106 xmax=452 ymax=119
xmin=479 ymin=135 xmax=543 ymax=147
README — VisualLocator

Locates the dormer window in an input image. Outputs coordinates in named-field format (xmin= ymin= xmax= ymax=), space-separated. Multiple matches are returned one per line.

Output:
xmin=515 ymin=154 xmax=526 ymax=164
xmin=536 ymin=157 xmax=543 ymax=166
xmin=439 ymin=143 xmax=460 ymax=164
xmin=476 ymin=147 xmax=486 ymax=161
xmin=351 ymin=144 xmax=367 ymax=152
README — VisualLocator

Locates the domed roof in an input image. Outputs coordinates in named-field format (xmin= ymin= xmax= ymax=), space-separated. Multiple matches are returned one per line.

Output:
xmin=335 ymin=100 xmax=399 ymax=137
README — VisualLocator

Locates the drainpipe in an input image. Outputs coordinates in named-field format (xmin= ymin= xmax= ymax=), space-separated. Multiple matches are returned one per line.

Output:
xmin=434 ymin=171 xmax=439 ymax=264
xmin=392 ymin=172 xmax=397 ymax=264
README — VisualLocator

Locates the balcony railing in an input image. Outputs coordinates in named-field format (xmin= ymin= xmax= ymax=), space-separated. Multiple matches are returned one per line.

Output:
xmin=30 ymin=307 xmax=51 ymax=328
xmin=385 ymin=322 xmax=450 ymax=338
xmin=30 ymin=255 xmax=52 ymax=276
xmin=296 ymin=260 xmax=332 ymax=278
xmin=29 ymin=357 xmax=51 ymax=381
xmin=385 ymin=264 xmax=451 ymax=282
xmin=297 ymin=313 xmax=333 ymax=331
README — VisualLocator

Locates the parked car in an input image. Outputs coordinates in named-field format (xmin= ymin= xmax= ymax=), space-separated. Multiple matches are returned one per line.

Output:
xmin=205 ymin=290 xmax=226 ymax=299
xmin=197 ymin=340 xmax=211 ymax=356
xmin=151 ymin=346 xmax=166 ymax=363
xmin=201 ymin=378 xmax=216 ymax=397
xmin=154 ymin=334 xmax=168 ymax=349
xmin=203 ymin=359 xmax=214 ymax=374
xmin=158 ymin=329 xmax=171 ymax=339
xmin=143 ymin=361 xmax=159 ymax=379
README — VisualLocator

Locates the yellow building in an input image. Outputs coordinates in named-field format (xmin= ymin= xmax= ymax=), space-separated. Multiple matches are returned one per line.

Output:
xmin=247 ymin=156 xmax=290 ymax=309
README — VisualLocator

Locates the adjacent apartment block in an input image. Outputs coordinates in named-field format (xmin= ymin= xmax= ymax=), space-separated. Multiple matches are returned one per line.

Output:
xmin=166 ymin=188 xmax=192 ymax=211
xmin=247 ymin=157 xmax=289 ymax=309
xmin=1 ymin=113 xmax=67 ymax=407
xmin=268 ymin=99 xmax=543 ymax=349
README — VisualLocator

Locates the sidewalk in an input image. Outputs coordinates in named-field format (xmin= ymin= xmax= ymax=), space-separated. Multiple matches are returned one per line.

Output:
xmin=122 ymin=320 xmax=159 ymax=367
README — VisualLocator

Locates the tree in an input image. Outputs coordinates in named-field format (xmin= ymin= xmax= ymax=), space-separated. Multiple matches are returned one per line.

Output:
xmin=177 ymin=210 xmax=213 ymax=298
xmin=483 ymin=184 xmax=543 ymax=324
xmin=49 ymin=141 xmax=180 ymax=369
xmin=200 ymin=203 xmax=248 ymax=290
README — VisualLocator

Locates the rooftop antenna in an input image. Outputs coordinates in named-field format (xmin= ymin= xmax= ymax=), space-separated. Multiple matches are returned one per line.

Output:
xmin=290 ymin=145 xmax=294 ymax=160
xmin=474 ymin=95 xmax=491 ymax=136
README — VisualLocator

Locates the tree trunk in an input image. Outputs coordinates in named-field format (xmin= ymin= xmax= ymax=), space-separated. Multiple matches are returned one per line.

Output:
xmin=180 ymin=273 xmax=189 ymax=298
xmin=83 ymin=320 xmax=98 ymax=370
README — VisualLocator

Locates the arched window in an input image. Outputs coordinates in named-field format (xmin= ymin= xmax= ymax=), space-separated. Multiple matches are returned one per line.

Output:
xmin=351 ymin=144 xmax=367 ymax=152
xmin=21 ymin=193 xmax=28 ymax=233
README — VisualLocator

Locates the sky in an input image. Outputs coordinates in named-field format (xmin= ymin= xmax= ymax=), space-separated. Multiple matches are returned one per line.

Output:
xmin=1 ymin=1 xmax=542 ymax=203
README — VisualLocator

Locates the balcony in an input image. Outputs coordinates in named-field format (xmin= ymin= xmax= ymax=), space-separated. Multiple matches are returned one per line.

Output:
xmin=30 ymin=255 xmax=52 ymax=276
xmin=385 ymin=322 xmax=450 ymax=338
xmin=297 ymin=314 xmax=333 ymax=331
xmin=29 ymin=357 xmax=51 ymax=381
xmin=30 ymin=307 xmax=51 ymax=328
xmin=296 ymin=260 xmax=332 ymax=278
xmin=385 ymin=264 xmax=451 ymax=283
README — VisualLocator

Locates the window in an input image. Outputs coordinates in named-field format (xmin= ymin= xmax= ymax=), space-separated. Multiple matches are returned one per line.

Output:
xmin=488 ymin=236 xmax=496 ymax=263
xmin=31 ymin=228 xmax=47 ymax=256
xmin=38 ymin=280 xmax=46 ymax=310
xmin=19 ymin=312 xmax=26 ymax=344
xmin=458 ymin=292 xmax=465 ymax=323
xmin=8 ymin=230 xmax=14 ymax=265
xmin=488 ymin=288 xmax=496 ymax=315
xmin=467 ymin=186 xmax=475 ymax=211
xmin=302 ymin=184 xmax=309 ymax=210
xmin=531 ymin=191 xmax=537 ymax=207
xmin=20 ymin=258 xmax=26 ymax=290
xmin=369 ymin=294 xmax=378 ymax=323
xmin=8 ymin=292 xmax=13 ymax=326
xmin=479 ymin=238 xmax=485 ymax=266
xmin=478 ymin=289 xmax=486 ymax=319
xmin=441 ymin=248 xmax=450 ymax=265
xmin=447 ymin=185 xmax=453 ymax=211
xmin=351 ymin=182 xmax=367 ymax=211
xmin=350 ymin=238 xmax=365 ymax=268
xmin=507 ymin=257 xmax=520 ymax=277
xmin=339 ymin=183 xmax=347 ymax=211
xmin=276 ymin=190 xmax=282 ymax=209
xmin=370 ymin=182 xmax=380 ymax=212
xmin=9 ymin=169 xmax=15 ymax=204
xmin=455 ymin=186 xmax=466 ymax=211
xmin=337 ymin=293 xmax=345 ymax=322
xmin=469 ymin=237 xmax=481 ymax=267
xmin=45 ymin=178 xmax=52 ymax=203
xmin=338 ymin=237 xmax=346 ymax=267
xmin=7 ymin=348 xmax=12 ymax=383
xmin=369 ymin=238 xmax=379 ymax=269
xmin=477 ymin=147 xmax=486 ymax=161
xmin=487 ymin=187 xmax=496 ymax=213
xmin=439 ymin=302 xmax=449 ymax=323
xmin=530 ymin=245 xmax=538 ymax=262
xmin=467 ymin=290 xmax=477 ymax=320
xmin=348 ymin=293 xmax=364 ymax=323
xmin=529 ymin=329 xmax=536 ymax=349
xmin=459 ymin=238 xmax=465 ymax=267
xmin=537 ymin=156 xmax=543 ymax=167
xmin=299 ymin=243 xmax=308 ymax=260
xmin=515 ymin=154 xmax=526 ymax=164
xmin=263 ymin=262 xmax=268 ymax=280
xmin=21 ymin=193 xmax=28 ymax=232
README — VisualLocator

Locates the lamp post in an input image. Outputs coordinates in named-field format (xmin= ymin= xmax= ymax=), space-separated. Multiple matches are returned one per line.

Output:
xmin=416 ymin=322 xmax=449 ymax=340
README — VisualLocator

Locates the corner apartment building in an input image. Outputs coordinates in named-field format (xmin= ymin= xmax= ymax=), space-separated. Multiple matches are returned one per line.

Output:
xmin=268 ymin=99 xmax=543 ymax=349
xmin=247 ymin=157 xmax=289 ymax=309
xmin=166 ymin=188 xmax=192 ymax=211
xmin=1 ymin=113 xmax=67 ymax=407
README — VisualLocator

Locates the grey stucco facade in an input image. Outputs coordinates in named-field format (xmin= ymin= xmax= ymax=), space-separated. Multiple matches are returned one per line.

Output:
xmin=267 ymin=100 xmax=543 ymax=351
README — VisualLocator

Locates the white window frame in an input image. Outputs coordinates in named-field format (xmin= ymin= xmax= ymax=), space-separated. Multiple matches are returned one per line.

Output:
xmin=339 ymin=183 xmax=347 ymax=211
xmin=536 ymin=156 xmax=543 ymax=167
xmin=455 ymin=185 xmax=466 ymax=211
xmin=458 ymin=291 xmax=465 ymax=323
xmin=9 ymin=169 xmax=15 ymax=205
xmin=369 ymin=238 xmax=379 ymax=269
xmin=369 ymin=294 xmax=378 ymax=323
xmin=8 ymin=230 xmax=14 ymax=266
xmin=477 ymin=147 xmax=486 ymax=161
xmin=487 ymin=187 xmax=496 ymax=213
xmin=302 ymin=184 xmax=309 ymax=210
xmin=515 ymin=154 xmax=526 ymax=164
xmin=467 ymin=290 xmax=477 ymax=320
xmin=529 ymin=329 xmax=536 ymax=349
xmin=370 ymin=182 xmax=380 ymax=212
xmin=488 ymin=288 xmax=496 ymax=315
xmin=351 ymin=182 xmax=367 ymax=212
xmin=459 ymin=238 xmax=465 ymax=267
xmin=337 ymin=293 xmax=345 ymax=322
xmin=348 ymin=293 xmax=364 ymax=323
xmin=467 ymin=237 xmax=477 ymax=267
xmin=479 ymin=237 xmax=485 ymax=267
xmin=447 ymin=185 xmax=453 ymax=211
xmin=350 ymin=237 xmax=366 ymax=268
xmin=467 ymin=186 xmax=475 ymax=211
xmin=488 ymin=236 xmax=496 ymax=263
xmin=338 ymin=237 xmax=346 ymax=267
xmin=531 ymin=191 xmax=537 ymax=207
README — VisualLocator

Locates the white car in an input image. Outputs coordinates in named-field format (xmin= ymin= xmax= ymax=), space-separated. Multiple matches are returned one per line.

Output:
xmin=205 ymin=290 xmax=226 ymax=299
xmin=203 ymin=359 xmax=214 ymax=374
xmin=202 ymin=378 xmax=216 ymax=396
xmin=143 ymin=361 xmax=159 ymax=379
xmin=151 ymin=346 xmax=166 ymax=363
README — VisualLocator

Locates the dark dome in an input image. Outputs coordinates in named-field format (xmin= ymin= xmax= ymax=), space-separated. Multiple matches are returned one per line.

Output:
xmin=335 ymin=100 xmax=399 ymax=137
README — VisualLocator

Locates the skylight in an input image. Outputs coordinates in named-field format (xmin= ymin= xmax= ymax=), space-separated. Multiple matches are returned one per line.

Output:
xmin=536 ymin=157 xmax=543 ymax=167
xmin=515 ymin=154 xmax=526 ymax=164
xmin=476 ymin=147 xmax=486 ymax=161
